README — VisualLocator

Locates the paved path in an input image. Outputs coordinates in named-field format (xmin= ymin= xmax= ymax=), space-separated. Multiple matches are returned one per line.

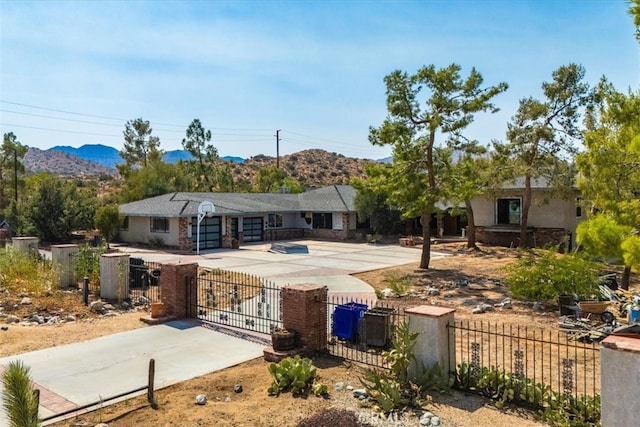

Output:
xmin=1 ymin=240 xmax=442 ymax=425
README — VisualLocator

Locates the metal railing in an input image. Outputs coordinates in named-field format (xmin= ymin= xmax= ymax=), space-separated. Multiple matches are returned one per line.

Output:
xmin=448 ymin=320 xmax=600 ymax=400
xmin=194 ymin=269 xmax=282 ymax=334
xmin=128 ymin=258 xmax=161 ymax=303
xmin=326 ymin=296 xmax=406 ymax=369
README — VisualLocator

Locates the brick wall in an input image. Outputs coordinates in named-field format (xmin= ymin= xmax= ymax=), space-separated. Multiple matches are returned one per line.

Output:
xmin=159 ymin=261 xmax=198 ymax=318
xmin=281 ymin=284 xmax=328 ymax=351
xmin=477 ymin=227 xmax=569 ymax=248
xmin=177 ymin=217 xmax=192 ymax=252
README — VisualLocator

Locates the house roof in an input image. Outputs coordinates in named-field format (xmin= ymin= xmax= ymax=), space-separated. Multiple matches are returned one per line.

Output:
xmin=119 ymin=185 xmax=357 ymax=218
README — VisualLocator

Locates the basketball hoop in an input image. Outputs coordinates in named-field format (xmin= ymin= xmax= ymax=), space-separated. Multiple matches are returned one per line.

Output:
xmin=196 ymin=201 xmax=215 ymax=255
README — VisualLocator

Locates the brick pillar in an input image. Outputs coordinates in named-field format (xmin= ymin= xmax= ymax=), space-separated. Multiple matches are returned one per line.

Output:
xmin=282 ymin=284 xmax=328 ymax=351
xmin=51 ymin=244 xmax=79 ymax=288
xmin=406 ymin=305 xmax=456 ymax=380
xmin=160 ymin=261 xmax=198 ymax=319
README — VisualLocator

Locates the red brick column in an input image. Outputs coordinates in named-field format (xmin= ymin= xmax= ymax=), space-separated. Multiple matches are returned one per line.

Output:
xmin=160 ymin=261 xmax=198 ymax=319
xmin=281 ymin=284 xmax=328 ymax=351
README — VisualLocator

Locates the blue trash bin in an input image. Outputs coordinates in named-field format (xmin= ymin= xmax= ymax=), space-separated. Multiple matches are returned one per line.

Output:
xmin=333 ymin=302 xmax=368 ymax=340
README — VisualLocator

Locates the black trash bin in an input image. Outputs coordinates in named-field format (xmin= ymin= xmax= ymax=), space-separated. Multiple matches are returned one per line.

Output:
xmin=361 ymin=307 xmax=396 ymax=347
xmin=129 ymin=258 xmax=149 ymax=288
xmin=559 ymin=295 xmax=575 ymax=316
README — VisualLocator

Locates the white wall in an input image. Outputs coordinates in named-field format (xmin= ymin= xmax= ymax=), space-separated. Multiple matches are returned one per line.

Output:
xmin=471 ymin=191 xmax=581 ymax=231
xmin=601 ymin=340 xmax=640 ymax=426
xmin=332 ymin=212 xmax=343 ymax=230
xmin=118 ymin=216 xmax=179 ymax=246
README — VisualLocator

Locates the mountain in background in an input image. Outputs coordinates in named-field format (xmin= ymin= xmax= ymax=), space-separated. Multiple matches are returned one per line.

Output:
xmin=50 ymin=144 xmax=244 ymax=168
xmin=24 ymin=146 xmax=375 ymax=187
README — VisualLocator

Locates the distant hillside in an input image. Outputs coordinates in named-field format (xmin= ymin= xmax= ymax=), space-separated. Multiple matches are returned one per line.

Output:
xmin=231 ymin=149 xmax=372 ymax=188
xmin=24 ymin=147 xmax=118 ymax=176
xmin=50 ymin=144 xmax=243 ymax=168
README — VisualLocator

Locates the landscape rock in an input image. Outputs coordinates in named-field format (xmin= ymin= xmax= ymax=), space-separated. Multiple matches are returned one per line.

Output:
xmin=195 ymin=394 xmax=207 ymax=405
xmin=381 ymin=288 xmax=394 ymax=298
xmin=352 ymin=388 xmax=367 ymax=399
xmin=480 ymin=303 xmax=494 ymax=312
xmin=20 ymin=297 xmax=33 ymax=305
xmin=431 ymin=416 xmax=441 ymax=426
xmin=95 ymin=423 xmax=108 ymax=427
xmin=334 ymin=381 xmax=344 ymax=391
xmin=103 ymin=303 xmax=115 ymax=311
xmin=426 ymin=287 xmax=440 ymax=296
xmin=1 ymin=326 xmax=8 ymax=331
xmin=533 ymin=302 xmax=544 ymax=311
xmin=234 ymin=384 xmax=243 ymax=393
xmin=472 ymin=306 xmax=485 ymax=314
xmin=5 ymin=315 xmax=19 ymax=324
xmin=346 ymin=385 xmax=354 ymax=391
xmin=65 ymin=315 xmax=77 ymax=322
xmin=89 ymin=301 xmax=105 ymax=314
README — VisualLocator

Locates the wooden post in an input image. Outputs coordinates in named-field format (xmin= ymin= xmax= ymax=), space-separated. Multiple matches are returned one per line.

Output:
xmin=147 ymin=358 xmax=158 ymax=409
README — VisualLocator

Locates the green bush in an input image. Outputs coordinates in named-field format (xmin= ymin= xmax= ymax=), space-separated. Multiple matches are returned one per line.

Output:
xmin=74 ymin=243 xmax=108 ymax=286
xmin=2 ymin=360 xmax=40 ymax=427
xmin=505 ymin=249 xmax=602 ymax=302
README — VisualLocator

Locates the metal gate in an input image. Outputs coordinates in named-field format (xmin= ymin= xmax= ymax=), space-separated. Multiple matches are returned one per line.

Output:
xmin=192 ymin=268 xmax=282 ymax=334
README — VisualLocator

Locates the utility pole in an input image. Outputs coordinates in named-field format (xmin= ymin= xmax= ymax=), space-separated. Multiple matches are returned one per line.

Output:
xmin=13 ymin=149 xmax=18 ymax=203
xmin=275 ymin=129 xmax=281 ymax=169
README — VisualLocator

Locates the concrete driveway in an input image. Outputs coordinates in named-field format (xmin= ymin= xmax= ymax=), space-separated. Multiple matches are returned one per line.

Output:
xmin=1 ymin=240 xmax=441 ymax=425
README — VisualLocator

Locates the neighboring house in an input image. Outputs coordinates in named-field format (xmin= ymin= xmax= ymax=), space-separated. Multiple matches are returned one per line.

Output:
xmin=117 ymin=185 xmax=366 ymax=252
xmin=469 ymin=177 xmax=583 ymax=249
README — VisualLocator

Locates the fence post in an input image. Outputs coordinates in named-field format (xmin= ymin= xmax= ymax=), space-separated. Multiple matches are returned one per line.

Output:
xmin=281 ymin=284 xmax=328 ymax=351
xmin=600 ymin=334 xmax=640 ymax=426
xmin=100 ymin=253 xmax=130 ymax=300
xmin=148 ymin=358 xmax=158 ymax=409
xmin=83 ymin=277 xmax=89 ymax=305
xmin=51 ymin=244 xmax=79 ymax=288
xmin=159 ymin=261 xmax=198 ymax=319
xmin=405 ymin=306 xmax=456 ymax=381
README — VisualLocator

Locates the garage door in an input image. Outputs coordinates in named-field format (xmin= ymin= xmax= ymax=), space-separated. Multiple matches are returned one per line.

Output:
xmin=192 ymin=216 xmax=221 ymax=250
xmin=243 ymin=217 xmax=263 ymax=242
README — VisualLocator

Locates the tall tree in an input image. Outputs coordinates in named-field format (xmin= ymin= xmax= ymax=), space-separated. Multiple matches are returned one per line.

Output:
xmin=0 ymin=132 xmax=28 ymax=218
xmin=366 ymin=64 xmax=508 ymax=268
xmin=118 ymin=118 xmax=162 ymax=174
xmin=576 ymin=83 xmax=640 ymax=289
xmin=182 ymin=119 xmax=219 ymax=191
xmin=119 ymin=160 xmax=188 ymax=202
xmin=23 ymin=173 xmax=68 ymax=242
xmin=446 ymin=147 xmax=499 ymax=249
xmin=631 ymin=0 xmax=640 ymax=42
xmin=493 ymin=64 xmax=591 ymax=247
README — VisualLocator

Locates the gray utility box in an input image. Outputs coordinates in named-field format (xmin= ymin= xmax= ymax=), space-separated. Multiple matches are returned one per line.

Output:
xmin=361 ymin=307 xmax=396 ymax=347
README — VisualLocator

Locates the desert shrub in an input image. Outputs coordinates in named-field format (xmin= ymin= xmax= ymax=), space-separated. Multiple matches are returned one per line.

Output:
xmin=505 ymin=248 xmax=602 ymax=302
xmin=297 ymin=408 xmax=372 ymax=427
xmin=382 ymin=271 xmax=411 ymax=296
xmin=0 ymin=246 xmax=58 ymax=295
xmin=360 ymin=321 xmax=427 ymax=415
xmin=74 ymin=243 xmax=108 ymax=286
xmin=2 ymin=360 xmax=40 ymax=427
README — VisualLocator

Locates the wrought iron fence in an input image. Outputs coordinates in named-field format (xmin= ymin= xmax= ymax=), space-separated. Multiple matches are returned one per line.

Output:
xmin=128 ymin=258 xmax=161 ymax=303
xmin=194 ymin=269 xmax=282 ymax=334
xmin=326 ymin=295 xmax=406 ymax=369
xmin=448 ymin=320 xmax=600 ymax=401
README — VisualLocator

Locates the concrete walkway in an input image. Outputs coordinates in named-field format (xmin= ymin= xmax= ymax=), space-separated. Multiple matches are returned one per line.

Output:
xmin=1 ymin=240 xmax=440 ymax=425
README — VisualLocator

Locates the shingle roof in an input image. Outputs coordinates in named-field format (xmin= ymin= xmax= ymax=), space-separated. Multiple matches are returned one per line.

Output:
xmin=119 ymin=185 xmax=356 ymax=217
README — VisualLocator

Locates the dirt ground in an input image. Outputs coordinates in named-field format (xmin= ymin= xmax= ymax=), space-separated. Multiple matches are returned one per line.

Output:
xmin=3 ymin=243 xmax=638 ymax=426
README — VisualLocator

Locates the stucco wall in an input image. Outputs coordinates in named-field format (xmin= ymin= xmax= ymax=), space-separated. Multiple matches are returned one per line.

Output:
xmin=117 ymin=216 xmax=180 ymax=247
xmin=600 ymin=336 xmax=640 ymax=427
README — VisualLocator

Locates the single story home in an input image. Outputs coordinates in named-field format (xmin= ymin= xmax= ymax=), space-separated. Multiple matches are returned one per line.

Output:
xmin=117 ymin=179 xmax=583 ymax=253
xmin=469 ymin=177 xmax=583 ymax=249
xmin=117 ymin=185 xmax=368 ymax=252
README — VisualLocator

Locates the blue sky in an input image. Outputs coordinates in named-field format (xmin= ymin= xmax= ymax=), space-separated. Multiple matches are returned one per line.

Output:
xmin=1 ymin=0 xmax=638 ymax=160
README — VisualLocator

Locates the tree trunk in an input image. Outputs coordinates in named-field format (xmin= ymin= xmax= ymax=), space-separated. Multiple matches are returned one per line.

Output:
xmin=520 ymin=176 xmax=532 ymax=248
xmin=465 ymin=200 xmax=478 ymax=250
xmin=621 ymin=265 xmax=631 ymax=291
xmin=420 ymin=212 xmax=431 ymax=269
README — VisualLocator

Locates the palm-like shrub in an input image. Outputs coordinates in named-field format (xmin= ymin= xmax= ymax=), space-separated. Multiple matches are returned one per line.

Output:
xmin=2 ymin=360 xmax=40 ymax=427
